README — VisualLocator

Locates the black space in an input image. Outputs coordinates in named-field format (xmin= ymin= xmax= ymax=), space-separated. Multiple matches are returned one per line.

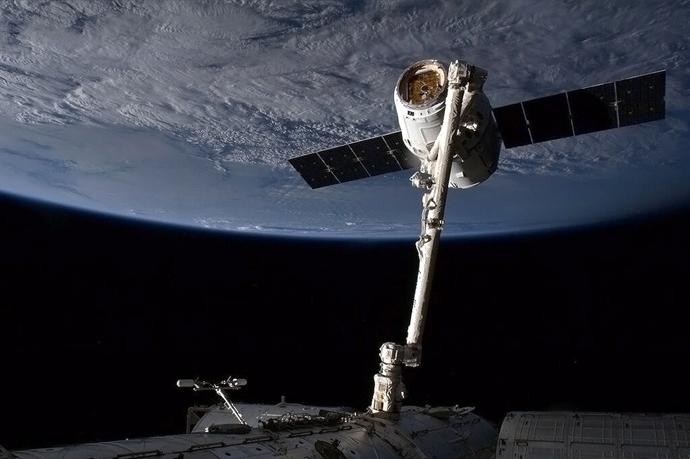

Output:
xmin=2 ymin=192 xmax=690 ymax=450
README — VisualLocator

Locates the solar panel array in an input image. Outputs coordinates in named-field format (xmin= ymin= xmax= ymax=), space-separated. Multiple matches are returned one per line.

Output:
xmin=492 ymin=70 xmax=665 ymax=148
xmin=288 ymin=132 xmax=419 ymax=189
xmin=289 ymin=70 xmax=665 ymax=188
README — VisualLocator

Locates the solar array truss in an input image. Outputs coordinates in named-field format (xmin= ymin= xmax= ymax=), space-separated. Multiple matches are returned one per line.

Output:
xmin=289 ymin=132 xmax=420 ymax=189
xmin=289 ymin=70 xmax=665 ymax=188
xmin=492 ymin=70 xmax=666 ymax=148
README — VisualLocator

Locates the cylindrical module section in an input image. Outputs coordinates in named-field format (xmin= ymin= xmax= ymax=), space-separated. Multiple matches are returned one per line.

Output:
xmin=10 ymin=408 xmax=497 ymax=459
xmin=447 ymin=92 xmax=502 ymax=189
xmin=394 ymin=60 xmax=448 ymax=158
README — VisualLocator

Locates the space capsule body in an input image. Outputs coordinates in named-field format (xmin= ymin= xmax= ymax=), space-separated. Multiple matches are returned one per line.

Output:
xmin=393 ymin=60 xmax=501 ymax=189
xmin=8 ymin=403 xmax=497 ymax=459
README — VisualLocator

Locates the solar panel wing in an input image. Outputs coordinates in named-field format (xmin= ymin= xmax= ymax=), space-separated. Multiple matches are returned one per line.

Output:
xmin=319 ymin=145 xmax=369 ymax=183
xmin=492 ymin=103 xmax=531 ymax=148
xmin=288 ymin=153 xmax=339 ymax=189
xmin=289 ymin=132 xmax=419 ymax=188
xmin=567 ymin=82 xmax=617 ymax=135
xmin=616 ymin=70 xmax=665 ymax=127
xmin=289 ymin=153 xmax=340 ymax=188
xmin=493 ymin=70 xmax=665 ymax=149
xmin=521 ymin=93 xmax=573 ymax=143
xmin=383 ymin=132 xmax=420 ymax=169
xmin=350 ymin=137 xmax=401 ymax=175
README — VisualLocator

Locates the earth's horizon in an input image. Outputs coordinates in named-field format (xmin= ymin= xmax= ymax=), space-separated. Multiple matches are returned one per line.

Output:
xmin=1 ymin=1 xmax=688 ymax=239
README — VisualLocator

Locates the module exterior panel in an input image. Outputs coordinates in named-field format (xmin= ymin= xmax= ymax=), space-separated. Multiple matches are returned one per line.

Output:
xmin=497 ymin=412 xmax=690 ymax=459
xmin=493 ymin=70 xmax=665 ymax=149
xmin=289 ymin=132 xmax=418 ymax=189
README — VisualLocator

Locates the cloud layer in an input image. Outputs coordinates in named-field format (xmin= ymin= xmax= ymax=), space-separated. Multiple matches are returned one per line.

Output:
xmin=0 ymin=0 xmax=688 ymax=237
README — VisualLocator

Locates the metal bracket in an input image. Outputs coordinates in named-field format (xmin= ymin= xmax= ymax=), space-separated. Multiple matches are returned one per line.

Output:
xmin=176 ymin=376 xmax=249 ymax=426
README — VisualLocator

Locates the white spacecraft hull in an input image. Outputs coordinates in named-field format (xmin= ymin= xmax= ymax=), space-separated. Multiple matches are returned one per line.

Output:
xmin=9 ymin=405 xmax=497 ymax=459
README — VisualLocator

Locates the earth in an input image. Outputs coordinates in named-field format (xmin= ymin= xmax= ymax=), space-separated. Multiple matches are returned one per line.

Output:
xmin=0 ymin=0 xmax=688 ymax=239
